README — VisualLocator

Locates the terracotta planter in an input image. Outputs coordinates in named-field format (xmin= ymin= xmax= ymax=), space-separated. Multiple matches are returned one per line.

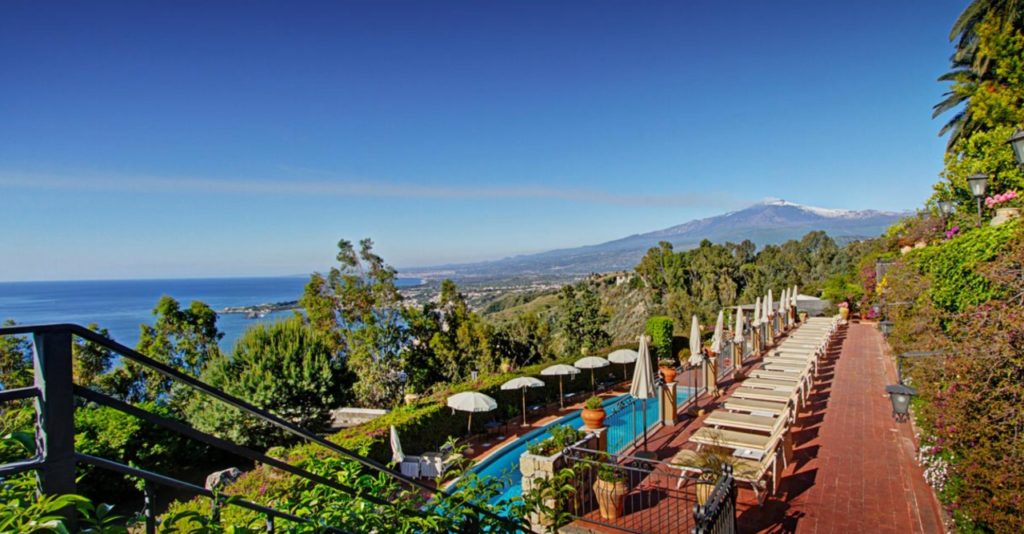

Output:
xmin=593 ymin=479 xmax=628 ymax=519
xmin=659 ymin=366 xmax=678 ymax=383
xmin=582 ymin=408 xmax=606 ymax=429
xmin=992 ymin=207 xmax=1021 ymax=226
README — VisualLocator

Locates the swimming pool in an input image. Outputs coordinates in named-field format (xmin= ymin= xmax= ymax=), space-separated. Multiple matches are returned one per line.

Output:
xmin=470 ymin=388 xmax=694 ymax=504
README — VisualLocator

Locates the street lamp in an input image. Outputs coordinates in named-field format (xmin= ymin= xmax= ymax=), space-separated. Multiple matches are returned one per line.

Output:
xmin=1008 ymin=128 xmax=1024 ymax=167
xmin=937 ymin=200 xmax=955 ymax=218
xmin=885 ymin=383 xmax=917 ymax=422
xmin=967 ymin=173 xmax=989 ymax=227
xmin=879 ymin=320 xmax=893 ymax=337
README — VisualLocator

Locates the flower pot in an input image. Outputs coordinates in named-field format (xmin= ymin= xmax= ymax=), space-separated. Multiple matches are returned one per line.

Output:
xmin=593 ymin=478 xmax=628 ymax=519
xmin=659 ymin=366 xmax=677 ymax=383
xmin=991 ymin=207 xmax=1021 ymax=226
xmin=582 ymin=407 xmax=606 ymax=429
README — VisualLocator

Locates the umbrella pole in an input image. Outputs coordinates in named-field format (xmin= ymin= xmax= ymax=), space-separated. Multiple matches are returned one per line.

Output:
xmin=559 ymin=377 xmax=564 ymax=409
xmin=522 ymin=389 xmax=527 ymax=426
xmin=622 ymin=363 xmax=627 ymax=381
xmin=591 ymin=368 xmax=596 ymax=391
xmin=642 ymin=399 xmax=649 ymax=451
xmin=468 ymin=412 xmax=473 ymax=437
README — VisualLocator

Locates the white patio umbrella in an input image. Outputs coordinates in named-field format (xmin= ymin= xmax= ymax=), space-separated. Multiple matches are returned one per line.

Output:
xmin=734 ymin=306 xmax=745 ymax=344
xmin=607 ymin=348 xmax=639 ymax=380
xmin=710 ymin=310 xmax=725 ymax=354
xmin=575 ymin=356 xmax=611 ymax=390
xmin=630 ymin=335 xmax=656 ymax=451
xmin=753 ymin=296 xmax=762 ymax=326
xmin=447 ymin=391 xmax=497 ymax=436
xmin=501 ymin=376 xmax=545 ymax=426
xmin=390 ymin=425 xmax=405 ymax=464
xmin=541 ymin=364 xmax=581 ymax=409
xmin=687 ymin=315 xmax=703 ymax=411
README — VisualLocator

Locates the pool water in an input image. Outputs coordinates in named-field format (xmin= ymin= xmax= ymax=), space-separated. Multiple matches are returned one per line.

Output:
xmin=470 ymin=388 xmax=694 ymax=504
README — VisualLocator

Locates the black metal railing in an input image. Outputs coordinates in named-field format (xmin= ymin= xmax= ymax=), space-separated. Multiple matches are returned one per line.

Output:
xmin=0 ymin=323 xmax=520 ymax=532
xmin=558 ymin=445 xmax=734 ymax=534
xmin=692 ymin=464 xmax=737 ymax=534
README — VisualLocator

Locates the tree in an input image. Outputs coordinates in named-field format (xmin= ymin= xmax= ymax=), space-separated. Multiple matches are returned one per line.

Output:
xmin=72 ymin=323 xmax=114 ymax=388
xmin=557 ymin=283 xmax=610 ymax=356
xmin=428 ymin=280 xmax=494 ymax=382
xmin=0 ymin=321 xmax=31 ymax=389
xmin=187 ymin=317 xmax=344 ymax=448
xmin=299 ymin=272 xmax=340 ymax=348
xmin=329 ymin=239 xmax=408 ymax=408
xmin=104 ymin=297 xmax=224 ymax=404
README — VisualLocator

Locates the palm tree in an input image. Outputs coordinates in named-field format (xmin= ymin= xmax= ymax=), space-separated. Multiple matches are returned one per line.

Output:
xmin=934 ymin=0 xmax=1024 ymax=148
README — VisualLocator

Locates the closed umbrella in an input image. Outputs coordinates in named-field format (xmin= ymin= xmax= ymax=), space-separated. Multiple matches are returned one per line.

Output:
xmin=630 ymin=335 xmax=656 ymax=451
xmin=767 ymin=289 xmax=775 ymax=334
xmin=575 ymin=356 xmax=611 ymax=390
xmin=687 ymin=316 xmax=703 ymax=367
xmin=501 ymin=376 xmax=545 ymax=426
xmin=753 ymin=296 xmax=762 ymax=325
xmin=708 ymin=310 xmax=724 ymax=396
xmin=447 ymin=392 xmax=497 ymax=436
xmin=541 ymin=364 xmax=581 ymax=409
xmin=390 ymin=425 xmax=405 ymax=464
xmin=734 ymin=306 xmax=745 ymax=343
xmin=607 ymin=348 xmax=639 ymax=380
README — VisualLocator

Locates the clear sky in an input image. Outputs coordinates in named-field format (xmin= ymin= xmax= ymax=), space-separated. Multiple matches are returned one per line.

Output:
xmin=1 ymin=0 xmax=966 ymax=281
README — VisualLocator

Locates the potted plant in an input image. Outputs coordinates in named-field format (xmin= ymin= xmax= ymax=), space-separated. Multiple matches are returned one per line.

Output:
xmin=691 ymin=445 xmax=739 ymax=506
xmin=658 ymin=358 xmax=678 ymax=383
xmin=986 ymin=190 xmax=1021 ymax=226
xmin=592 ymin=461 xmax=628 ymax=519
xmin=581 ymin=396 xmax=606 ymax=429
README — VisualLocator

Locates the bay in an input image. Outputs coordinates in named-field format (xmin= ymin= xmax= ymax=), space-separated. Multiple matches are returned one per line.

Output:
xmin=0 ymin=276 xmax=422 ymax=350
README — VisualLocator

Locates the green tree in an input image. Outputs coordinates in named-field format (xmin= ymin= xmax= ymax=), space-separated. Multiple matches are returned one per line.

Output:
xmin=429 ymin=280 xmax=494 ymax=382
xmin=187 ymin=317 xmax=344 ymax=448
xmin=72 ymin=323 xmax=114 ymax=388
xmin=0 ymin=321 xmax=31 ymax=389
xmin=557 ymin=282 xmax=610 ymax=356
xmin=329 ymin=239 xmax=408 ymax=408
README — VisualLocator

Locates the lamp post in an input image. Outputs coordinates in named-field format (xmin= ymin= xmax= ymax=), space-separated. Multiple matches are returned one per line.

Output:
xmin=885 ymin=384 xmax=916 ymax=422
xmin=967 ymin=173 xmax=988 ymax=227
xmin=937 ymin=200 xmax=954 ymax=218
xmin=879 ymin=320 xmax=893 ymax=337
xmin=1008 ymin=128 xmax=1024 ymax=167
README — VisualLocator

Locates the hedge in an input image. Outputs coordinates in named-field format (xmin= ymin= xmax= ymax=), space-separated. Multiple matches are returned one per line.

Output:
xmin=909 ymin=220 xmax=1019 ymax=312
xmin=644 ymin=316 xmax=674 ymax=363
xmin=161 ymin=351 xmax=628 ymax=524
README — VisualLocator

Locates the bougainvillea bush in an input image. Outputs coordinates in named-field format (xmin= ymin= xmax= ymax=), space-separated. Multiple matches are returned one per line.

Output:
xmin=870 ymin=222 xmax=1023 ymax=532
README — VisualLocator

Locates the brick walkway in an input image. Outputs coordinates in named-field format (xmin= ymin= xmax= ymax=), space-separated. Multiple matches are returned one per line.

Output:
xmin=737 ymin=323 xmax=945 ymax=533
xmin=561 ymin=322 xmax=946 ymax=533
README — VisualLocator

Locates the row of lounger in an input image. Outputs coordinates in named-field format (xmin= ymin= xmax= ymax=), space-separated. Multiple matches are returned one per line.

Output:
xmin=671 ymin=315 xmax=844 ymax=504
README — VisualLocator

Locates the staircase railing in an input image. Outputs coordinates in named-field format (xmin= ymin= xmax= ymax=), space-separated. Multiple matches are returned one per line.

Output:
xmin=0 ymin=323 xmax=520 ymax=532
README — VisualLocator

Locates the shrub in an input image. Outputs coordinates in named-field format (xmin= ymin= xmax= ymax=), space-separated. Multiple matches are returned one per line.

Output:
xmin=584 ymin=396 xmax=603 ymax=410
xmin=186 ymin=317 xmax=345 ymax=449
xmin=644 ymin=316 xmax=673 ymax=362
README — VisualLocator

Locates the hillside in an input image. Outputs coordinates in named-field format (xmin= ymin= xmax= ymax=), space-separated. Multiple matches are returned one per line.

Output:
xmin=402 ymin=200 xmax=903 ymax=281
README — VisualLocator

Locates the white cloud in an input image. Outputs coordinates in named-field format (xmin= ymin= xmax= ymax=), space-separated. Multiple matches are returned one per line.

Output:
xmin=0 ymin=171 xmax=747 ymax=208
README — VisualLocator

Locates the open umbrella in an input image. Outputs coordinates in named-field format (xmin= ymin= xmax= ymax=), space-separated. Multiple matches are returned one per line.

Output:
xmin=630 ymin=335 xmax=656 ymax=451
xmin=390 ymin=425 xmax=405 ymax=464
xmin=501 ymin=376 xmax=545 ymax=426
xmin=607 ymin=348 xmax=639 ymax=380
xmin=541 ymin=364 xmax=580 ymax=409
xmin=575 ymin=356 xmax=610 ymax=390
xmin=447 ymin=392 xmax=497 ymax=436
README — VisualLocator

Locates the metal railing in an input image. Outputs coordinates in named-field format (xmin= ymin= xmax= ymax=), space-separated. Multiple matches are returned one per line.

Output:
xmin=692 ymin=464 xmax=738 ymax=534
xmin=0 ymin=323 xmax=520 ymax=533
xmin=560 ymin=446 xmax=735 ymax=534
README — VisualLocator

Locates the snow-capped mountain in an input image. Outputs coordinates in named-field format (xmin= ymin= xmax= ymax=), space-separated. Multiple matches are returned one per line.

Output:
xmin=403 ymin=200 xmax=905 ymax=280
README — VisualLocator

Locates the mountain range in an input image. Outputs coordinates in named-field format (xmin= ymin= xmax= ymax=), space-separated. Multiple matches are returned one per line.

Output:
xmin=403 ymin=200 xmax=904 ymax=281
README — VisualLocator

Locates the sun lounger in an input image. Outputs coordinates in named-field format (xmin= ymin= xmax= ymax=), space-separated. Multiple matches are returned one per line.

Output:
xmin=723 ymin=398 xmax=789 ymax=419
xmin=671 ymin=447 xmax=779 ymax=504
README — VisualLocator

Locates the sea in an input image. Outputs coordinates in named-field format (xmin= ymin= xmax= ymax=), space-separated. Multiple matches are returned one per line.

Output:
xmin=0 ymin=276 xmax=423 ymax=350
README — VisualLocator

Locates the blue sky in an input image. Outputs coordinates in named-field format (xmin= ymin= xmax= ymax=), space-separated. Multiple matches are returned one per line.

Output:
xmin=1 ymin=0 xmax=965 ymax=281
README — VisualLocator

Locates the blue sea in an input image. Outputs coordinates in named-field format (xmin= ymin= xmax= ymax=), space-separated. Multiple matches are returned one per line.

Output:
xmin=0 ymin=276 xmax=422 ymax=350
